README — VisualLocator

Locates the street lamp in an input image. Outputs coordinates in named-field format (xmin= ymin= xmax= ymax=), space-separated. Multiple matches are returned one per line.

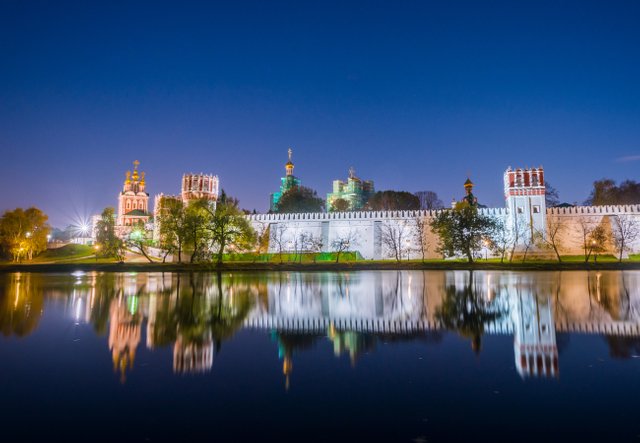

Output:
xmin=94 ymin=244 xmax=101 ymax=262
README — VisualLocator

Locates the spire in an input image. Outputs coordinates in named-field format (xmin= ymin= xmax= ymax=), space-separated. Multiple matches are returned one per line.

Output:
xmin=285 ymin=148 xmax=294 ymax=176
xmin=132 ymin=160 xmax=140 ymax=181
xmin=349 ymin=166 xmax=356 ymax=179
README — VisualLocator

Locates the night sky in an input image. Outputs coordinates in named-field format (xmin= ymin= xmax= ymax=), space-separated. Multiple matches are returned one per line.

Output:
xmin=1 ymin=0 xmax=639 ymax=227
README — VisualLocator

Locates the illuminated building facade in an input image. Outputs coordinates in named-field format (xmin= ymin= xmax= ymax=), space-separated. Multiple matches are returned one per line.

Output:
xmin=326 ymin=167 xmax=375 ymax=211
xmin=270 ymin=148 xmax=301 ymax=212
xmin=117 ymin=160 xmax=150 ymax=230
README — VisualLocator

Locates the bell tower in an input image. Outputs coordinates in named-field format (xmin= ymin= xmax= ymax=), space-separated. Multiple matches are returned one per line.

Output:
xmin=117 ymin=160 xmax=150 ymax=229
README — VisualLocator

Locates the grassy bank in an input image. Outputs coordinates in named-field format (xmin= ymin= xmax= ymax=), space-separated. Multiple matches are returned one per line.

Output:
xmin=3 ymin=259 xmax=640 ymax=273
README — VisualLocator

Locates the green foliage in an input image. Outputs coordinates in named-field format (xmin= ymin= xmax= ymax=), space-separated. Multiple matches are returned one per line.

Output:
xmin=95 ymin=207 xmax=124 ymax=261
xmin=366 ymin=190 xmax=420 ymax=211
xmin=156 ymin=197 xmax=189 ymax=262
xmin=0 ymin=207 xmax=51 ymax=262
xmin=330 ymin=198 xmax=351 ymax=212
xmin=197 ymin=191 xmax=257 ymax=265
xmin=430 ymin=202 xmax=500 ymax=262
xmin=277 ymin=186 xmax=325 ymax=213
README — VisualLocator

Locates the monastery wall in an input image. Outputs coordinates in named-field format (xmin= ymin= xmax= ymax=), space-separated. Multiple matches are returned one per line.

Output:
xmin=248 ymin=204 xmax=640 ymax=260
xmin=248 ymin=208 xmax=510 ymax=260
xmin=546 ymin=204 xmax=640 ymax=256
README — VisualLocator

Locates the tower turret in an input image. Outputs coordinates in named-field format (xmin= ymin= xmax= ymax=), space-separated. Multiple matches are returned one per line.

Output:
xmin=504 ymin=166 xmax=546 ymax=246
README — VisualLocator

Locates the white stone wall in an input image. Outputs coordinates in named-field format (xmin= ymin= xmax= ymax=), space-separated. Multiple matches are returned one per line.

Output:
xmin=248 ymin=209 xmax=510 ymax=260
xmin=248 ymin=204 xmax=640 ymax=260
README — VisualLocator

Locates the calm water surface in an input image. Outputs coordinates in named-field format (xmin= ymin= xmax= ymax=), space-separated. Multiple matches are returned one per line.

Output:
xmin=1 ymin=270 xmax=640 ymax=442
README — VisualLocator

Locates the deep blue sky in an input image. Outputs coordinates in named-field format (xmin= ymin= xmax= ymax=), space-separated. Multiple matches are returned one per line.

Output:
xmin=1 ymin=0 xmax=639 ymax=227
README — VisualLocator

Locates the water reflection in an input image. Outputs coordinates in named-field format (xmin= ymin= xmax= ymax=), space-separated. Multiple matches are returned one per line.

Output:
xmin=1 ymin=270 xmax=640 ymax=385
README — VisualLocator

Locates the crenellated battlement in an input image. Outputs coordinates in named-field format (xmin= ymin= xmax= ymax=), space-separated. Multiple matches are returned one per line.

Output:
xmin=547 ymin=204 xmax=640 ymax=216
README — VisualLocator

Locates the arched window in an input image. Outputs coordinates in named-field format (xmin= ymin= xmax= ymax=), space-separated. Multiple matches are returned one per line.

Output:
xmin=126 ymin=202 xmax=131 ymax=210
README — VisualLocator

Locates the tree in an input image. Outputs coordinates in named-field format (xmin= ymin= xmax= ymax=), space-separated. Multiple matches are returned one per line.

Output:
xmin=577 ymin=217 xmax=596 ymax=262
xmin=366 ymin=190 xmax=420 ymax=211
xmin=126 ymin=222 xmax=154 ymax=263
xmin=490 ymin=220 xmax=513 ymax=263
xmin=413 ymin=216 xmax=431 ymax=262
xmin=0 ymin=207 xmax=50 ymax=261
xmin=545 ymin=181 xmax=560 ymax=207
xmin=156 ymin=197 xmax=189 ymax=262
xmin=253 ymin=222 xmax=271 ymax=262
xmin=199 ymin=192 xmax=256 ymax=266
xmin=536 ymin=217 xmax=565 ymax=262
xmin=585 ymin=179 xmax=640 ymax=206
xmin=415 ymin=191 xmax=444 ymax=210
xmin=380 ymin=221 xmax=412 ymax=262
xmin=183 ymin=200 xmax=211 ymax=263
xmin=588 ymin=224 xmax=610 ymax=262
xmin=611 ymin=215 xmax=640 ymax=262
xmin=95 ymin=207 xmax=124 ymax=261
xmin=430 ymin=202 xmax=500 ymax=263
xmin=301 ymin=232 xmax=324 ymax=263
xmin=270 ymin=224 xmax=288 ymax=263
xmin=331 ymin=230 xmax=359 ymax=263
xmin=331 ymin=198 xmax=350 ymax=212
xmin=277 ymin=186 xmax=324 ymax=213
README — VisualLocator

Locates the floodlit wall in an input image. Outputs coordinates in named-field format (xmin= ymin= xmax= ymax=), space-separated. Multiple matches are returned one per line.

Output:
xmin=248 ymin=204 xmax=640 ymax=260
xmin=248 ymin=209 xmax=510 ymax=260
xmin=546 ymin=205 xmax=640 ymax=256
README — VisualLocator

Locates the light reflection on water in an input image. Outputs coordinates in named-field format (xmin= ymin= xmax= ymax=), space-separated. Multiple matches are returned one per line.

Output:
xmin=1 ymin=270 xmax=640 ymax=442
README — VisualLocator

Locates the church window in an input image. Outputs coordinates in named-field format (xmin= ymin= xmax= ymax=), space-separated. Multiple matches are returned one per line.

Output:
xmin=517 ymin=207 xmax=523 ymax=214
xmin=126 ymin=202 xmax=131 ymax=210
xmin=533 ymin=205 xmax=540 ymax=213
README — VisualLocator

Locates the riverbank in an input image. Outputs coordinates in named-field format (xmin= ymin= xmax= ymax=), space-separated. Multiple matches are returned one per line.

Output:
xmin=2 ymin=260 xmax=640 ymax=273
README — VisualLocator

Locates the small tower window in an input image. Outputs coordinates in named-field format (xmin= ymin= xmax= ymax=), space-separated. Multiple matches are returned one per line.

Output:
xmin=517 ymin=207 xmax=524 ymax=214
xmin=533 ymin=205 xmax=540 ymax=213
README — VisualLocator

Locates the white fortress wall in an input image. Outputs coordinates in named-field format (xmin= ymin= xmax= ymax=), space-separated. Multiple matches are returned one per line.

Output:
xmin=248 ymin=205 xmax=640 ymax=259
xmin=248 ymin=209 xmax=509 ymax=260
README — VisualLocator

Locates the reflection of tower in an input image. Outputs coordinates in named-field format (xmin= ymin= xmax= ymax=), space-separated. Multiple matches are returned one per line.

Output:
xmin=327 ymin=324 xmax=374 ymax=365
xmin=108 ymin=297 xmax=142 ymax=383
xmin=513 ymin=291 xmax=558 ymax=378
xmin=283 ymin=352 xmax=292 ymax=391
xmin=173 ymin=331 xmax=215 ymax=374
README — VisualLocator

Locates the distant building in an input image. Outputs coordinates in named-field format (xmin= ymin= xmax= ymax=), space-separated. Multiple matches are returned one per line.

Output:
xmin=270 ymin=148 xmax=300 ymax=212
xmin=326 ymin=167 xmax=375 ymax=211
